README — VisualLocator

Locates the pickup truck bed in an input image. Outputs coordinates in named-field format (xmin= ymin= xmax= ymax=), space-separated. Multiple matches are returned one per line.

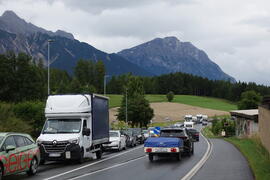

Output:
xmin=144 ymin=137 xmax=184 ymax=161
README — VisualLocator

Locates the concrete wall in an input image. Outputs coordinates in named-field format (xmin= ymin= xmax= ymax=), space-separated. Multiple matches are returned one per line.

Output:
xmin=259 ymin=106 xmax=270 ymax=153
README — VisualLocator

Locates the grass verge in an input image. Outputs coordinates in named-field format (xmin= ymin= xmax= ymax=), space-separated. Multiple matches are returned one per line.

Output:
xmin=107 ymin=94 xmax=237 ymax=111
xmin=201 ymin=125 xmax=220 ymax=138
xmin=225 ymin=137 xmax=270 ymax=180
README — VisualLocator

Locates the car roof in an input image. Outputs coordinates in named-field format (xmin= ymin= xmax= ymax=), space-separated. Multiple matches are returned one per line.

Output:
xmin=0 ymin=132 xmax=31 ymax=136
xmin=161 ymin=127 xmax=185 ymax=131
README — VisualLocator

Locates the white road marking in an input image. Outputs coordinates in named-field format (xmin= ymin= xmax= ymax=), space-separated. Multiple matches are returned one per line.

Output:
xmin=69 ymin=156 xmax=146 ymax=180
xmin=45 ymin=145 xmax=143 ymax=180
xmin=181 ymin=126 xmax=213 ymax=180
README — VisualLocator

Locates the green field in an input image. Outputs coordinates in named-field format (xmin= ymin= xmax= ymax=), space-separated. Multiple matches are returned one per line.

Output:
xmin=107 ymin=94 xmax=237 ymax=111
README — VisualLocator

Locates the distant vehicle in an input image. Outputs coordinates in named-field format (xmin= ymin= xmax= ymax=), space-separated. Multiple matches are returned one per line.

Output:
xmin=121 ymin=129 xmax=137 ymax=147
xmin=184 ymin=115 xmax=193 ymax=122
xmin=103 ymin=130 xmax=126 ymax=151
xmin=196 ymin=114 xmax=203 ymax=124
xmin=37 ymin=94 xmax=109 ymax=164
xmin=129 ymin=128 xmax=145 ymax=144
xmin=0 ymin=132 xmax=40 ymax=179
xmin=147 ymin=127 xmax=156 ymax=137
xmin=184 ymin=121 xmax=194 ymax=128
xmin=174 ymin=123 xmax=184 ymax=128
xmin=202 ymin=121 xmax=208 ymax=126
xmin=143 ymin=130 xmax=149 ymax=139
xmin=144 ymin=127 xmax=194 ymax=162
xmin=187 ymin=128 xmax=200 ymax=141
xmin=202 ymin=115 xmax=208 ymax=121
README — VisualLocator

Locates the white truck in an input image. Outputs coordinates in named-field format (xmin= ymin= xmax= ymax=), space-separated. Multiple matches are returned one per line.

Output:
xmin=37 ymin=94 xmax=109 ymax=164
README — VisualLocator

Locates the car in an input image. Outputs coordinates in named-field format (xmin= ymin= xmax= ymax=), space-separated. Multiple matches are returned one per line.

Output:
xmin=202 ymin=120 xmax=208 ymax=126
xmin=0 ymin=132 xmax=40 ymax=179
xmin=144 ymin=127 xmax=194 ymax=162
xmin=129 ymin=128 xmax=145 ymax=144
xmin=187 ymin=128 xmax=200 ymax=141
xmin=121 ymin=130 xmax=137 ymax=147
xmin=103 ymin=130 xmax=126 ymax=151
xmin=184 ymin=121 xmax=194 ymax=128
xmin=142 ymin=130 xmax=149 ymax=139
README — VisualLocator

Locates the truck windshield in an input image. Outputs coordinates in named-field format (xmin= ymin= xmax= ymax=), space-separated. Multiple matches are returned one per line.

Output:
xmin=160 ymin=130 xmax=185 ymax=137
xmin=43 ymin=119 xmax=81 ymax=134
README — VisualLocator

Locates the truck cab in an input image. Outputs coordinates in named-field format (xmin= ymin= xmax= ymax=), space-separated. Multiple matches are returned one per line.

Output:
xmin=37 ymin=94 xmax=109 ymax=164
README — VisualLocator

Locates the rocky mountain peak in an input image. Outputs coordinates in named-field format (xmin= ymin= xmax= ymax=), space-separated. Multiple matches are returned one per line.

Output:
xmin=2 ymin=10 xmax=20 ymax=20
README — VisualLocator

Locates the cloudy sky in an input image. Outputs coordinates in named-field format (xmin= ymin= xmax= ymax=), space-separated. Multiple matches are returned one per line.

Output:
xmin=0 ymin=0 xmax=270 ymax=85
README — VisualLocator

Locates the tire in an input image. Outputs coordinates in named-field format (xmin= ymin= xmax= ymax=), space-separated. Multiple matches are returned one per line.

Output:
xmin=27 ymin=157 xmax=38 ymax=176
xmin=191 ymin=143 xmax=194 ymax=155
xmin=78 ymin=149 xmax=84 ymax=164
xmin=96 ymin=150 xmax=102 ymax=159
xmin=148 ymin=154 xmax=154 ymax=162
xmin=118 ymin=142 xmax=122 ymax=151
xmin=176 ymin=153 xmax=182 ymax=161
xmin=0 ymin=163 xmax=3 ymax=180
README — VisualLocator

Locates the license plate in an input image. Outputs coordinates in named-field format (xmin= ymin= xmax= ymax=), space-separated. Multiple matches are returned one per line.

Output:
xmin=65 ymin=151 xmax=71 ymax=159
xmin=49 ymin=153 xmax=61 ymax=157
xmin=156 ymin=148 xmax=168 ymax=152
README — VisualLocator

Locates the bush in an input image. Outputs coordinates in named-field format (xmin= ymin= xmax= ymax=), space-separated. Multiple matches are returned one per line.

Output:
xmin=0 ymin=102 xmax=31 ymax=134
xmin=13 ymin=101 xmax=45 ymax=137
xmin=166 ymin=91 xmax=174 ymax=102
xmin=211 ymin=117 xmax=235 ymax=136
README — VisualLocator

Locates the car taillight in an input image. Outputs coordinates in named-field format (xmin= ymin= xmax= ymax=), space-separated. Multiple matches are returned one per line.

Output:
xmin=171 ymin=148 xmax=177 ymax=152
xmin=146 ymin=148 xmax=152 ymax=153
xmin=195 ymin=133 xmax=199 ymax=136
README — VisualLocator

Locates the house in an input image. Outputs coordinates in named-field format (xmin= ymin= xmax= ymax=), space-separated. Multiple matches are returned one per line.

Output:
xmin=259 ymin=97 xmax=270 ymax=153
xmin=230 ymin=109 xmax=258 ymax=137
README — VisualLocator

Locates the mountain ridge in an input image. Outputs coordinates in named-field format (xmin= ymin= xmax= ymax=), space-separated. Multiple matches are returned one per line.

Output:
xmin=118 ymin=36 xmax=235 ymax=82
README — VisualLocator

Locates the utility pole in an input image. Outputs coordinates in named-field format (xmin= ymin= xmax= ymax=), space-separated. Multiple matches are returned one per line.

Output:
xmin=125 ymin=88 xmax=128 ymax=130
xmin=104 ymin=75 xmax=110 ymax=96
xmin=47 ymin=39 xmax=54 ymax=95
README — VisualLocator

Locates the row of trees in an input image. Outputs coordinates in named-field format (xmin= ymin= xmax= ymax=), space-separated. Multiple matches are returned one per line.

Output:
xmin=106 ymin=73 xmax=270 ymax=103
xmin=0 ymin=52 xmax=105 ymax=102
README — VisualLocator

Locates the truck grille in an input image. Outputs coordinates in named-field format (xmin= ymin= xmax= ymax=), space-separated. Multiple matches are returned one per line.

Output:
xmin=42 ymin=141 xmax=69 ymax=153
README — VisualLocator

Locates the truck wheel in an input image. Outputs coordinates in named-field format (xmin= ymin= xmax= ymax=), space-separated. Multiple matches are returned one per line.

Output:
xmin=27 ymin=157 xmax=38 ymax=176
xmin=191 ymin=143 xmax=194 ymax=155
xmin=96 ymin=150 xmax=102 ymax=159
xmin=176 ymin=153 xmax=182 ymax=161
xmin=78 ymin=149 xmax=84 ymax=164
xmin=148 ymin=154 xmax=154 ymax=162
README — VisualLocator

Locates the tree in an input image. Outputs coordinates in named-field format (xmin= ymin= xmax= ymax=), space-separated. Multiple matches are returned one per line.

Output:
xmin=166 ymin=91 xmax=174 ymax=102
xmin=117 ymin=76 xmax=154 ymax=127
xmin=238 ymin=90 xmax=262 ymax=110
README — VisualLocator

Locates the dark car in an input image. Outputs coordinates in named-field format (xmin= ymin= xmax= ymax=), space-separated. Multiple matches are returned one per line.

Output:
xmin=129 ymin=128 xmax=145 ymax=144
xmin=187 ymin=128 xmax=200 ymax=142
xmin=159 ymin=127 xmax=194 ymax=156
xmin=121 ymin=130 xmax=137 ymax=147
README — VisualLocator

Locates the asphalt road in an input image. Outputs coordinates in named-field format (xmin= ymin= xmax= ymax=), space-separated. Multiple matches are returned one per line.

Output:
xmin=5 ymin=129 xmax=208 ymax=180
xmin=192 ymin=138 xmax=254 ymax=180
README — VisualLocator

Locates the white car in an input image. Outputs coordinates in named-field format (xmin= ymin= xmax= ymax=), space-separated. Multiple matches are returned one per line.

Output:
xmin=184 ymin=121 xmax=194 ymax=128
xmin=143 ymin=130 xmax=149 ymax=139
xmin=104 ymin=130 xmax=126 ymax=151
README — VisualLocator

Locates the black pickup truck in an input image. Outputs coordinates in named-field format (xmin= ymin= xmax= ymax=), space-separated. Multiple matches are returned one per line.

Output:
xmin=144 ymin=127 xmax=194 ymax=161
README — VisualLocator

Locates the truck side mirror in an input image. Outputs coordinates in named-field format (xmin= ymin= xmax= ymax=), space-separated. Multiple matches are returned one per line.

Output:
xmin=83 ymin=128 xmax=91 ymax=136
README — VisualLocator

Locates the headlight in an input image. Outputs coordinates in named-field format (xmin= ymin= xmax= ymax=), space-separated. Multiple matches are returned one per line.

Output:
xmin=36 ymin=139 xmax=43 ymax=145
xmin=69 ymin=138 xmax=80 ymax=144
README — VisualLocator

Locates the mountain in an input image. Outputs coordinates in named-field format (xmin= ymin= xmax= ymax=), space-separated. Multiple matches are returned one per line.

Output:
xmin=0 ymin=10 xmax=152 ymax=76
xmin=118 ymin=36 xmax=235 ymax=82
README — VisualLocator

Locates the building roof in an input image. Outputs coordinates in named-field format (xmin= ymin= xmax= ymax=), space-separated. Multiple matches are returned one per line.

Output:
xmin=230 ymin=109 xmax=258 ymax=120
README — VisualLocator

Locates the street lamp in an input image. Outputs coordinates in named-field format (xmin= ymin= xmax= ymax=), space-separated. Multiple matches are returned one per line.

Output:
xmin=104 ymin=75 xmax=110 ymax=96
xmin=47 ymin=39 xmax=54 ymax=95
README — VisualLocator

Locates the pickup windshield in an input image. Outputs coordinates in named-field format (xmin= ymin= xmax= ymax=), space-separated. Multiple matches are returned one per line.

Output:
xmin=43 ymin=119 xmax=81 ymax=134
xmin=160 ymin=130 xmax=185 ymax=137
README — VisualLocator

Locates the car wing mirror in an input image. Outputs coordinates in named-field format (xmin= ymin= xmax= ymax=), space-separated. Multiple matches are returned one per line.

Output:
xmin=6 ymin=145 xmax=16 ymax=152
